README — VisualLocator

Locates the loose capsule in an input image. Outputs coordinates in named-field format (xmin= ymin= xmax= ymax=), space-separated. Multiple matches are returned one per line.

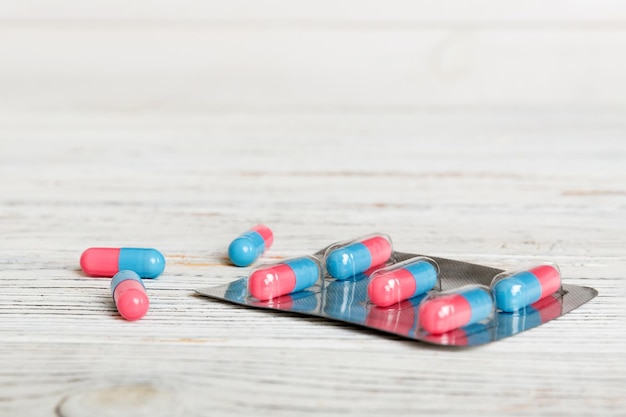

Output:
xmin=491 ymin=264 xmax=561 ymax=312
xmin=228 ymin=224 xmax=274 ymax=267
xmin=367 ymin=257 xmax=438 ymax=307
xmin=248 ymin=256 xmax=321 ymax=301
xmin=111 ymin=270 xmax=149 ymax=321
xmin=418 ymin=285 xmax=495 ymax=334
xmin=80 ymin=248 xmax=165 ymax=278
xmin=325 ymin=234 xmax=392 ymax=280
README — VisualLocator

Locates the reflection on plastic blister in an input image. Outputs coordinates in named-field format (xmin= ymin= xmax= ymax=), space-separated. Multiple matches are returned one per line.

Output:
xmin=197 ymin=251 xmax=597 ymax=347
xmin=324 ymin=273 xmax=369 ymax=324
xmin=495 ymin=294 xmax=564 ymax=339
xmin=250 ymin=290 xmax=320 ymax=313
xmin=366 ymin=296 xmax=424 ymax=337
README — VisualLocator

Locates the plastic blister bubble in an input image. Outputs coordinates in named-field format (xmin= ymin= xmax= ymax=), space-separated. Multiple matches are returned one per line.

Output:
xmin=324 ymin=233 xmax=394 ymax=280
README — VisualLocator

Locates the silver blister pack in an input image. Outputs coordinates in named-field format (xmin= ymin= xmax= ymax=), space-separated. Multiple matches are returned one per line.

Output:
xmin=197 ymin=247 xmax=597 ymax=347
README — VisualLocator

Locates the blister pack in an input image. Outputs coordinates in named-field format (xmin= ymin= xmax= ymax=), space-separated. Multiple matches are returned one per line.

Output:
xmin=197 ymin=234 xmax=597 ymax=347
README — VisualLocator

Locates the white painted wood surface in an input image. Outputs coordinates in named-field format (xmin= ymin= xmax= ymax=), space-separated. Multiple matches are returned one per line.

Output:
xmin=0 ymin=2 xmax=625 ymax=416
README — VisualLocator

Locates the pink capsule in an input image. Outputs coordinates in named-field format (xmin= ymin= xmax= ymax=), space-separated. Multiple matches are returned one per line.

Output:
xmin=111 ymin=270 xmax=149 ymax=321
xmin=248 ymin=256 xmax=321 ymax=301
xmin=228 ymin=224 xmax=274 ymax=267
xmin=80 ymin=247 xmax=165 ymax=278
xmin=418 ymin=286 xmax=494 ymax=334
xmin=325 ymin=234 xmax=393 ymax=280
xmin=367 ymin=258 xmax=438 ymax=307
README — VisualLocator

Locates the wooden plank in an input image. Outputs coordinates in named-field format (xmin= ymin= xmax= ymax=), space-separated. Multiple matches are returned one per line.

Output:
xmin=0 ymin=124 xmax=624 ymax=417
xmin=2 ymin=0 xmax=626 ymax=23
xmin=2 ymin=28 xmax=626 ymax=112
xmin=0 ymin=2 xmax=624 ymax=413
xmin=0 ymin=124 xmax=624 ymax=416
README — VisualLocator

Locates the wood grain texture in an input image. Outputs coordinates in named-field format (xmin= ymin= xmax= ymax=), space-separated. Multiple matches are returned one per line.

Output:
xmin=0 ymin=1 xmax=625 ymax=416
xmin=3 ymin=0 xmax=626 ymax=22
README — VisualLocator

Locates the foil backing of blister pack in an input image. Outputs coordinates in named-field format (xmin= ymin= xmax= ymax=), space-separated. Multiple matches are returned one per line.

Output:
xmin=196 ymin=251 xmax=597 ymax=346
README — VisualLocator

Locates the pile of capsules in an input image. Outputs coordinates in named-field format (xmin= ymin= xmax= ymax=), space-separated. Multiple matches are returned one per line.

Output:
xmin=80 ymin=224 xmax=562 ymax=336
xmin=78 ymin=225 xmax=274 ymax=321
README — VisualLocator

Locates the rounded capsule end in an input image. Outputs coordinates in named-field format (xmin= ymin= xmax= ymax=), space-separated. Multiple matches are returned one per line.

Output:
xmin=368 ymin=275 xmax=397 ymax=307
xmin=492 ymin=276 xmax=528 ymax=313
xmin=418 ymin=295 xmax=472 ymax=335
xmin=228 ymin=237 xmax=258 ymax=267
xmin=325 ymin=249 xmax=354 ymax=280
xmin=143 ymin=249 xmax=166 ymax=279
xmin=248 ymin=264 xmax=297 ymax=301
xmin=116 ymin=289 xmax=149 ymax=321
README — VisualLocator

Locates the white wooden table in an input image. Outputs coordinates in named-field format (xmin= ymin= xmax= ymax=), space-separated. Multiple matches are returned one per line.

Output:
xmin=1 ymin=2 xmax=625 ymax=416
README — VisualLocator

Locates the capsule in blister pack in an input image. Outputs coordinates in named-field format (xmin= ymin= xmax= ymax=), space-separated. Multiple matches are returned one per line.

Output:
xmin=247 ymin=255 xmax=323 ymax=301
xmin=367 ymin=256 xmax=439 ymax=307
xmin=490 ymin=263 xmax=562 ymax=313
xmin=324 ymin=234 xmax=393 ymax=280
xmin=418 ymin=285 xmax=495 ymax=335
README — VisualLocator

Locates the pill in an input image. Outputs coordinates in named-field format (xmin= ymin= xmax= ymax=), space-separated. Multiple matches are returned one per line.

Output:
xmin=248 ymin=256 xmax=321 ymax=301
xmin=111 ymin=270 xmax=149 ymax=321
xmin=418 ymin=285 xmax=494 ymax=334
xmin=80 ymin=248 xmax=165 ymax=278
xmin=228 ymin=224 xmax=274 ymax=267
xmin=491 ymin=264 xmax=561 ymax=312
xmin=368 ymin=258 xmax=438 ymax=307
xmin=325 ymin=234 xmax=392 ymax=280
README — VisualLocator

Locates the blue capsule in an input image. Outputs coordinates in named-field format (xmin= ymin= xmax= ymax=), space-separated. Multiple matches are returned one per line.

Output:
xmin=325 ymin=235 xmax=392 ymax=280
xmin=491 ymin=265 xmax=561 ymax=312
xmin=248 ymin=256 xmax=322 ymax=301
xmin=80 ymin=247 xmax=165 ymax=278
xmin=228 ymin=225 xmax=273 ymax=267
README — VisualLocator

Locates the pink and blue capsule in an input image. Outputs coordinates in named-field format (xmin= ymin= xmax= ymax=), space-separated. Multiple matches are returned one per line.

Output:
xmin=248 ymin=256 xmax=322 ymax=301
xmin=368 ymin=257 xmax=439 ymax=307
xmin=228 ymin=224 xmax=274 ymax=267
xmin=491 ymin=264 xmax=561 ymax=313
xmin=418 ymin=285 xmax=495 ymax=334
xmin=80 ymin=247 xmax=165 ymax=278
xmin=325 ymin=234 xmax=393 ymax=280
xmin=111 ymin=270 xmax=149 ymax=321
